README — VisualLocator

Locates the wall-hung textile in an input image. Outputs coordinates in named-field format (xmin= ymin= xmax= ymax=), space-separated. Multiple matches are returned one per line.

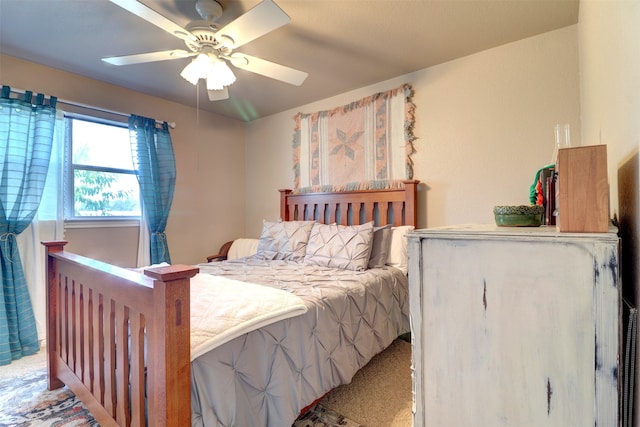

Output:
xmin=0 ymin=86 xmax=57 ymax=365
xmin=293 ymin=84 xmax=416 ymax=189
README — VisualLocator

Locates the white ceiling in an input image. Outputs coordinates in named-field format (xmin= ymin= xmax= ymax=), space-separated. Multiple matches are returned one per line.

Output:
xmin=0 ymin=0 xmax=579 ymax=122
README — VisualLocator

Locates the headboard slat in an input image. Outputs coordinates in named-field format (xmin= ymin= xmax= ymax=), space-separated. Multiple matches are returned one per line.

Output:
xmin=392 ymin=201 xmax=403 ymax=226
xmin=363 ymin=202 xmax=374 ymax=224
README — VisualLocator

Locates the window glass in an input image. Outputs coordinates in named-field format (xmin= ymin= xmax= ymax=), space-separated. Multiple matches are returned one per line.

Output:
xmin=71 ymin=119 xmax=133 ymax=169
xmin=65 ymin=116 xmax=141 ymax=219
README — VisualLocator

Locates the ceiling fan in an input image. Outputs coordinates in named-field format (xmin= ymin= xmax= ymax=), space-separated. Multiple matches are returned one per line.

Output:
xmin=103 ymin=0 xmax=308 ymax=101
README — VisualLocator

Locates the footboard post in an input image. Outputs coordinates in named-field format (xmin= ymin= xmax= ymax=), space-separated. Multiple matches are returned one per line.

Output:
xmin=144 ymin=265 xmax=199 ymax=427
xmin=43 ymin=240 xmax=68 ymax=391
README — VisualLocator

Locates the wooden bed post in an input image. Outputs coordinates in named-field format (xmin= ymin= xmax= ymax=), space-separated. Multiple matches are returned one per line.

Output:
xmin=402 ymin=180 xmax=419 ymax=226
xmin=43 ymin=240 xmax=68 ymax=391
xmin=279 ymin=188 xmax=293 ymax=221
xmin=144 ymin=264 xmax=198 ymax=427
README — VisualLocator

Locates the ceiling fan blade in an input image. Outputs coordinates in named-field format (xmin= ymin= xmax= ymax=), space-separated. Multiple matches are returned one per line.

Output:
xmin=230 ymin=53 xmax=308 ymax=86
xmin=102 ymin=49 xmax=194 ymax=66
xmin=216 ymin=0 xmax=290 ymax=49
xmin=109 ymin=0 xmax=196 ymax=42
xmin=208 ymin=87 xmax=229 ymax=101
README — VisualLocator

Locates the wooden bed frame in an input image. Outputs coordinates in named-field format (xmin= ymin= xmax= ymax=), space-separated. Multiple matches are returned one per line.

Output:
xmin=43 ymin=179 xmax=419 ymax=427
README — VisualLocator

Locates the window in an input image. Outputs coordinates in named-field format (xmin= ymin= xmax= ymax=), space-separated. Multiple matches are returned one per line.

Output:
xmin=64 ymin=115 xmax=141 ymax=220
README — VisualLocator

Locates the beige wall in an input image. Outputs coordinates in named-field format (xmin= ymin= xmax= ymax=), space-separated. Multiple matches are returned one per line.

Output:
xmin=578 ymin=1 xmax=640 ymax=424
xmin=1 ymin=54 xmax=247 ymax=266
xmin=579 ymin=0 xmax=640 ymax=215
xmin=245 ymin=26 xmax=581 ymax=237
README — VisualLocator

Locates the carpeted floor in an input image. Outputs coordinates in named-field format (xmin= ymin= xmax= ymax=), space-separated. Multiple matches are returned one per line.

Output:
xmin=0 ymin=338 xmax=412 ymax=426
xmin=319 ymin=339 xmax=413 ymax=427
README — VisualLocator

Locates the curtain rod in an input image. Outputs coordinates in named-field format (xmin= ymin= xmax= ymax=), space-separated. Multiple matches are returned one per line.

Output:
xmin=7 ymin=87 xmax=176 ymax=129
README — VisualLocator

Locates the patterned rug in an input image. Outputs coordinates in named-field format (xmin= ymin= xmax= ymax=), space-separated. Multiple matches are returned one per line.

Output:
xmin=0 ymin=368 xmax=360 ymax=427
xmin=293 ymin=404 xmax=361 ymax=427
xmin=0 ymin=368 xmax=98 ymax=427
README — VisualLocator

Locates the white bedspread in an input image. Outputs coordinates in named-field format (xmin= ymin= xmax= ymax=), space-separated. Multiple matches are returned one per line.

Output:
xmin=189 ymin=273 xmax=308 ymax=360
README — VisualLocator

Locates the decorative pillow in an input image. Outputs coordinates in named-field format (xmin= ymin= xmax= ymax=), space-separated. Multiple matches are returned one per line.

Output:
xmin=304 ymin=222 xmax=374 ymax=271
xmin=368 ymin=225 xmax=392 ymax=269
xmin=256 ymin=220 xmax=315 ymax=261
xmin=227 ymin=238 xmax=260 ymax=260
xmin=386 ymin=225 xmax=415 ymax=274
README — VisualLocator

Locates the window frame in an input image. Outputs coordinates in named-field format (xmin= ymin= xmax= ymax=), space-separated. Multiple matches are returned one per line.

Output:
xmin=63 ymin=113 xmax=141 ymax=226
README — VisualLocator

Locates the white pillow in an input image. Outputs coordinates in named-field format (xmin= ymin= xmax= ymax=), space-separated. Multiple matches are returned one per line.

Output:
xmin=386 ymin=225 xmax=415 ymax=274
xmin=304 ymin=222 xmax=374 ymax=271
xmin=256 ymin=220 xmax=315 ymax=261
xmin=227 ymin=238 xmax=259 ymax=260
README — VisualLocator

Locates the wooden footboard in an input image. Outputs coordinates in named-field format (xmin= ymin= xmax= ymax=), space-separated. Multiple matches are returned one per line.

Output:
xmin=43 ymin=241 xmax=198 ymax=427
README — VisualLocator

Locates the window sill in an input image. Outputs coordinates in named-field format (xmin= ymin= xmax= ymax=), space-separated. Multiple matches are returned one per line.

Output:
xmin=64 ymin=218 xmax=141 ymax=229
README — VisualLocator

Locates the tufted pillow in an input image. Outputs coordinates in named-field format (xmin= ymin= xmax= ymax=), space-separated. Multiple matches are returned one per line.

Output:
xmin=368 ymin=224 xmax=392 ymax=269
xmin=386 ymin=225 xmax=415 ymax=274
xmin=256 ymin=220 xmax=315 ymax=261
xmin=304 ymin=222 xmax=374 ymax=271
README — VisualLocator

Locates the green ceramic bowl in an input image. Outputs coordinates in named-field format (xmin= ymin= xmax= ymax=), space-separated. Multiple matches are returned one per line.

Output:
xmin=493 ymin=205 xmax=544 ymax=227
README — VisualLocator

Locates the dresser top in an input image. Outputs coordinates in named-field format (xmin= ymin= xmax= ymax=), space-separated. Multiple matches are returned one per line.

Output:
xmin=410 ymin=224 xmax=619 ymax=242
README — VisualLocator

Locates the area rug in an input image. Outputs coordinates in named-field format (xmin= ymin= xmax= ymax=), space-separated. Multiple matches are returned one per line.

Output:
xmin=0 ymin=368 xmax=98 ymax=427
xmin=293 ymin=404 xmax=361 ymax=427
xmin=0 ymin=368 xmax=360 ymax=427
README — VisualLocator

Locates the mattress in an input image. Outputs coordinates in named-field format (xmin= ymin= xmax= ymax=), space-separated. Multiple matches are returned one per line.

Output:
xmin=191 ymin=257 xmax=410 ymax=427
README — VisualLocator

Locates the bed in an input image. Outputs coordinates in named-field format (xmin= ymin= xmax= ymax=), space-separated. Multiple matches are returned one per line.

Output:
xmin=43 ymin=179 xmax=419 ymax=427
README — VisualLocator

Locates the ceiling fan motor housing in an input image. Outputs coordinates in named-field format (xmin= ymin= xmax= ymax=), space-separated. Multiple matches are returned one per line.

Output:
xmin=185 ymin=21 xmax=233 ymax=55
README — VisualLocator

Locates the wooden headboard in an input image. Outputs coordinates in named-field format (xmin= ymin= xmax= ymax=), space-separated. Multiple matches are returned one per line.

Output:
xmin=279 ymin=180 xmax=419 ymax=227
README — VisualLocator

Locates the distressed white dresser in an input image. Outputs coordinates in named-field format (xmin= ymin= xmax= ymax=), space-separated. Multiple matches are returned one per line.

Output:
xmin=407 ymin=224 xmax=620 ymax=427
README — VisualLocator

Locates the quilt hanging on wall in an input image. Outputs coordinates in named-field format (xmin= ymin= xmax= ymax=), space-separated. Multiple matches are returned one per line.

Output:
xmin=292 ymin=84 xmax=416 ymax=190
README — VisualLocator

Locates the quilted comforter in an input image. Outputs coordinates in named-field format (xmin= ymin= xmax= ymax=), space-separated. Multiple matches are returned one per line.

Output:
xmin=192 ymin=257 xmax=410 ymax=427
xmin=190 ymin=274 xmax=307 ymax=360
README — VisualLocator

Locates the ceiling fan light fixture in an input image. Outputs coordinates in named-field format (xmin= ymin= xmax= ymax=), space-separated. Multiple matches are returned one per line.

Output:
xmin=206 ymin=61 xmax=236 ymax=90
xmin=180 ymin=53 xmax=211 ymax=85
xmin=180 ymin=53 xmax=236 ymax=90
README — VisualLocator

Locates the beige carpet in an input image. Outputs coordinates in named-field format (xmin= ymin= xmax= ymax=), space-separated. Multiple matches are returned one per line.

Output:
xmin=319 ymin=338 xmax=413 ymax=427
xmin=0 ymin=343 xmax=47 ymax=381
xmin=0 ymin=339 xmax=413 ymax=426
